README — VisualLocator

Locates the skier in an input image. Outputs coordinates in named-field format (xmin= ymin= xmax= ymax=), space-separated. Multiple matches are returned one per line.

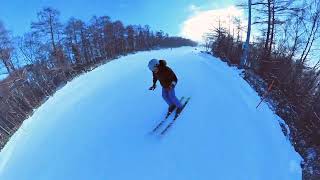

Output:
xmin=148 ymin=59 xmax=182 ymax=114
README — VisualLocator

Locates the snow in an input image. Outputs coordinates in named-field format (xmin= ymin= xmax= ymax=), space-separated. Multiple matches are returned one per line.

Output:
xmin=0 ymin=47 xmax=302 ymax=180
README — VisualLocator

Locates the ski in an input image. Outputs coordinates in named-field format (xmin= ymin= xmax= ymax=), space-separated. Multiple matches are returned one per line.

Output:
xmin=160 ymin=97 xmax=191 ymax=135
xmin=151 ymin=97 xmax=185 ymax=133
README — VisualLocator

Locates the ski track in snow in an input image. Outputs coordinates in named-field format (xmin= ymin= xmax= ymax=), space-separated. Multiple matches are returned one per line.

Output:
xmin=0 ymin=47 xmax=302 ymax=180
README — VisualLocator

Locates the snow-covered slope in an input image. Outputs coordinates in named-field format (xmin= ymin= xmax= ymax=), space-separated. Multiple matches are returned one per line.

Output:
xmin=0 ymin=47 xmax=302 ymax=180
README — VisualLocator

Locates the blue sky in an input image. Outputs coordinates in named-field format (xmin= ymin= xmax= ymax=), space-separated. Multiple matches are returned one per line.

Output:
xmin=0 ymin=0 xmax=238 ymax=38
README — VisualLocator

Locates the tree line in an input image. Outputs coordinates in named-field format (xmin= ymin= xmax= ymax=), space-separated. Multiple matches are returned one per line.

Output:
xmin=0 ymin=7 xmax=196 ymax=149
xmin=205 ymin=0 xmax=320 ymax=179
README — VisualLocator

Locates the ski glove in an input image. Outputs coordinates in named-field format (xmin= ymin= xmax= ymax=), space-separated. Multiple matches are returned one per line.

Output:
xmin=149 ymin=84 xmax=156 ymax=90
xmin=171 ymin=81 xmax=176 ymax=88
xmin=169 ymin=81 xmax=176 ymax=89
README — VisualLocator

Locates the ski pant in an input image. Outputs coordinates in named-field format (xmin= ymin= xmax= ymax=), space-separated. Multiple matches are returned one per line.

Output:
xmin=162 ymin=87 xmax=182 ymax=108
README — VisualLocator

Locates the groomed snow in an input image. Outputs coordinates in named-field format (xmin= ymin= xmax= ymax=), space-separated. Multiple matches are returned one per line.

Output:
xmin=0 ymin=47 xmax=302 ymax=180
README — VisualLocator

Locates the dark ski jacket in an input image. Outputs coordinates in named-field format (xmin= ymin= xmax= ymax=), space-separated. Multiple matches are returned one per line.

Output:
xmin=152 ymin=60 xmax=178 ymax=88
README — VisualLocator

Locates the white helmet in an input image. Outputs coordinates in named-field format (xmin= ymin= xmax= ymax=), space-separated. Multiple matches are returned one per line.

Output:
xmin=148 ymin=59 xmax=159 ymax=71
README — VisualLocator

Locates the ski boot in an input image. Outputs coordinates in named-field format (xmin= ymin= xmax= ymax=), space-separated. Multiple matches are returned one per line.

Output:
xmin=168 ymin=105 xmax=176 ymax=113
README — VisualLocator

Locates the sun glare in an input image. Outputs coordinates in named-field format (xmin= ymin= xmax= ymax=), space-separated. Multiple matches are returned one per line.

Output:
xmin=181 ymin=6 xmax=247 ymax=42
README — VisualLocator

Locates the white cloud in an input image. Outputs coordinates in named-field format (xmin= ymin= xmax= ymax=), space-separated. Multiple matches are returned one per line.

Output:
xmin=180 ymin=6 xmax=247 ymax=42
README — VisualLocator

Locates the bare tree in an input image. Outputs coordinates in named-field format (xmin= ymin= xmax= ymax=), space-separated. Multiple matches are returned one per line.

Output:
xmin=31 ymin=7 xmax=63 ymax=66
xmin=31 ymin=7 xmax=63 ymax=51
xmin=298 ymin=0 xmax=320 ymax=64
xmin=17 ymin=32 xmax=47 ymax=64
xmin=0 ymin=21 xmax=15 ymax=74
xmin=126 ymin=25 xmax=135 ymax=52
xmin=65 ymin=17 xmax=90 ymax=64
xmin=113 ymin=21 xmax=126 ymax=54
xmin=241 ymin=0 xmax=252 ymax=68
